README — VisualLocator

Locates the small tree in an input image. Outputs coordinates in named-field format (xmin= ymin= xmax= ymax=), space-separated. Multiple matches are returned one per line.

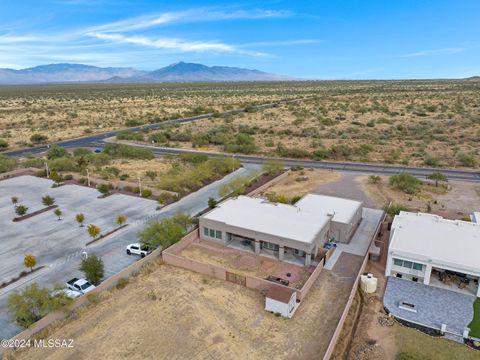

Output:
xmin=7 ymin=283 xmax=70 ymax=328
xmin=76 ymin=213 xmax=85 ymax=227
xmin=15 ymin=205 xmax=28 ymax=216
xmin=54 ymin=208 xmax=62 ymax=220
xmin=97 ymin=183 xmax=110 ymax=195
xmin=24 ymin=254 xmax=37 ymax=272
xmin=116 ymin=215 xmax=127 ymax=226
xmin=42 ymin=195 xmax=55 ymax=206
xmin=79 ymin=255 xmax=104 ymax=285
xmin=389 ymin=173 xmax=422 ymax=194
xmin=11 ymin=196 xmax=18 ymax=207
xmin=427 ymin=172 xmax=448 ymax=187
xmin=87 ymin=224 xmax=101 ymax=240
xmin=208 ymin=197 xmax=217 ymax=209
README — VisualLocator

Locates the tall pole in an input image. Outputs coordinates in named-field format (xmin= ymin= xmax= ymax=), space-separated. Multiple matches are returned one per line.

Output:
xmin=45 ymin=161 xmax=49 ymax=178
xmin=87 ymin=169 xmax=91 ymax=187
xmin=138 ymin=177 xmax=142 ymax=195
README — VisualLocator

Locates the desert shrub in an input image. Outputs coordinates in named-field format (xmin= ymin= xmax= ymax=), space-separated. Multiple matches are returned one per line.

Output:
xmin=457 ymin=153 xmax=476 ymax=167
xmin=312 ymin=148 xmax=331 ymax=160
xmin=30 ymin=134 xmax=48 ymax=143
xmin=116 ymin=278 xmax=129 ymax=289
xmin=117 ymin=131 xmax=144 ymax=141
xmin=389 ymin=173 xmax=422 ymax=194
xmin=103 ymin=144 xmax=154 ymax=160
xmin=157 ymin=192 xmax=178 ymax=204
xmin=73 ymin=148 xmax=92 ymax=157
xmin=179 ymin=153 xmax=209 ymax=163
xmin=97 ymin=183 xmax=110 ymax=194
xmin=276 ymin=144 xmax=310 ymax=158
xmin=224 ymin=133 xmax=257 ymax=154
xmin=141 ymin=189 xmax=153 ymax=198
xmin=262 ymin=160 xmax=284 ymax=176
xmin=48 ymin=157 xmax=76 ymax=171
xmin=368 ymin=175 xmax=381 ymax=184
xmin=0 ymin=139 xmax=8 ymax=148
xmin=423 ymin=154 xmax=440 ymax=167
xmin=0 ymin=155 xmax=17 ymax=173
xmin=22 ymin=157 xmax=44 ymax=168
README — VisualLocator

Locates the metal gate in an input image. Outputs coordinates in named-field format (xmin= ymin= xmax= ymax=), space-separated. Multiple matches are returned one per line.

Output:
xmin=226 ymin=271 xmax=246 ymax=286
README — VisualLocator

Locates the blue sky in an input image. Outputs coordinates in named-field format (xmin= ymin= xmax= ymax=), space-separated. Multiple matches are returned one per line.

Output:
xmin=0 ymin=0 xmax=479 ymax=79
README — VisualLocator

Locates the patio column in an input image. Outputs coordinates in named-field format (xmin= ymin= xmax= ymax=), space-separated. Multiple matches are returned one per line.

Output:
xmin=477 ymin=282 xmax=480 ymax=297
xmin=255 ymin=240 xmax=260 ymax=254
xmin=423 ymin=264 xmax=432 ymax=285
xmin=279 ymin=246 xmax=284 ymax=261
xmin=305 ymin=252 xmax=312 ymax=267
xmin=385 ymin=256 xmax=393 ymax=277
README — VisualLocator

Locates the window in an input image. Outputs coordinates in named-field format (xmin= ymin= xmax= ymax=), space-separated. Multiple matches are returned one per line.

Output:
xmin=262 ymin=241 xmax=279 ymax=251
xmin=393 ymin=258 xmax=424 ymax=271
xmin=412 ymin=263 xmax=423 ymax=271
xmin=203 ymin=227 xmax=209 ymax=236
xmin=294 ymin=249 xmax=305 ymax=257
xmin=215 ymin=230 xmax=222 ymax=239
xmin=209 ymin=229 xmax=215 ymax=238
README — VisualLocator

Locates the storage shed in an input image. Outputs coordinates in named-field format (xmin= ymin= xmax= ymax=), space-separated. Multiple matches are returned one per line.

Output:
xmin=265 ymin=285 xmax=298 ymax=318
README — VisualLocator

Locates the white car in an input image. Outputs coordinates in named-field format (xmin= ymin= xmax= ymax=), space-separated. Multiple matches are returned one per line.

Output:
xmin=66 ymin=278 xmax=96 ymax=295
xmin=51 ymin=288 xmax=82 ymax=299
xmin=126 ymin=243 xmax=152 ymax=258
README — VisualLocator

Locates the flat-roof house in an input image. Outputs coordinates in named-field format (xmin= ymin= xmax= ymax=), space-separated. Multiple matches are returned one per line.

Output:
xmin=385 ymin=211 xmax=480 ymax=297
xmin=265 ymin=285 xmax=297 ymax=318
xmin=199 ymin=194 xmax=362 ymax=266
xmin=296 ymin=194 xmax=362 ymax=243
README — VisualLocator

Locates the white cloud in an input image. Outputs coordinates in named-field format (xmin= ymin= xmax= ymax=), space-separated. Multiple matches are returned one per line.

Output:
xmin=87 ymin=8 xmax=291 ymax=33
xmin=400 ymin=47 xmax=464 ymax=57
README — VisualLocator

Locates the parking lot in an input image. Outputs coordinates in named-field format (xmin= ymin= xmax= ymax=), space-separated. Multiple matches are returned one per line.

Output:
xmin=0 ymin=175 xmax=158 ymax=282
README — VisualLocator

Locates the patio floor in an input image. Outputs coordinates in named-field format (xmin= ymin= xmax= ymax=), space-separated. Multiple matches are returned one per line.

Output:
xmin=179 ymin=238 xmax=313 ymax=288
xmin=384 ymin=277 xmax=476 ymax=338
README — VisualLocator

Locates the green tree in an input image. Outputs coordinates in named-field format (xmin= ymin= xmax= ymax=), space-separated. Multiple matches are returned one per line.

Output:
xmin=42 ymin=195 xmax=55 ymax=206
xmin=87 ymin=224 xmax=101 ymax=240
xmin=54 ymin=208 xmax=62 ymax=220
xmin=24 ymin=254 xmax=37 ymax=272
xmin=11 ymin=196 xmax=18 ymax=207
xmin=389 ymin=173 xmax=422 ymax=194
xmin=79 ymin=255 xmax=104 ymax=286
xmin=139 ymin=215 xmax=190 ymax=249
xmin=0 ymin=154 xmax=17 ymax=173
xmin=15 ymin=205 xmax=28 ymax=216
xmin=30 ymin=133 xmax=48 ymax=144
xmin=7 ymin=283 xmax=70 ymax=328
xmin=208 ymin=197 xmax=217 ymax=209
xmin=385 ymin=203 xmax=409 ymax=218
xmin=76 ymin=213 xmax=85 ymax=227
xmin=47 ymin=145 xmax=69 ymax=160
xmin=97 ymin=183 xmax=110 ymax=194
xmin=116 ymin=215 xmax=127 ymax=226
xmin=262 ymin=160 xmax=285 ymax=176
xmin=427 ymin=172 xmax=448 ymax=187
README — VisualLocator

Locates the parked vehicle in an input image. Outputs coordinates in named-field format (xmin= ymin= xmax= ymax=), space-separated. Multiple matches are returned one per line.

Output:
xmin=51 ymin=288 xmax=82 ymax=299
xmin=126 ymin=243 xmax=152 ymax=258
xmin=66 ymin=278 xmax=96 ymax=294
xmin=94 ymin=148 xmax=102 ymax=153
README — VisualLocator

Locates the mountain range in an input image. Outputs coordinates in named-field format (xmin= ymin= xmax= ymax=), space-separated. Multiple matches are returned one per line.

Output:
xmin=0 ymin=62 xmax=291 ymax=85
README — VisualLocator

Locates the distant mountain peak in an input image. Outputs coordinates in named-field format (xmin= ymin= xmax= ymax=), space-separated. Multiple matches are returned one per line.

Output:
xmin=0 ymin=62 xmax=292 ymax=84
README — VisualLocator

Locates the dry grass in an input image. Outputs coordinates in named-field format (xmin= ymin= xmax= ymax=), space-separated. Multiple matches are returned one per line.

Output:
xmin=12 ymin=263 xmax=353 ymax=360
xmin=262 ymin=168 xmax=341 ymax=198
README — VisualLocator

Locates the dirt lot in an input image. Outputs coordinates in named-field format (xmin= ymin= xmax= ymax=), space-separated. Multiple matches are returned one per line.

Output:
xmin=334 ymin=263 xmax=480 ymax=360
xmin=261 ymin=168 xmax=341 ymax=199
xmin=359 ymin=175 xmax=480 ymax=218
xmin=12 ymin=261 xmax=357 ymax=360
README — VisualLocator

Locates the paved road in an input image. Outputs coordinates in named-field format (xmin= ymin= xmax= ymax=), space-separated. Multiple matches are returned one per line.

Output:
xmin=114 ymin=142 xmax=480 ymax=182
xmin=0 ymin=164 xmax=261 ymax=341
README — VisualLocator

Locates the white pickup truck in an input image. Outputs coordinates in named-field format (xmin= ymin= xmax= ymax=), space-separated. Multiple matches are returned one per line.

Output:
xmin=126 ymin=243 xmax=152 ymax=258
xmin=66 ymin=278 xmax=96 ymax=295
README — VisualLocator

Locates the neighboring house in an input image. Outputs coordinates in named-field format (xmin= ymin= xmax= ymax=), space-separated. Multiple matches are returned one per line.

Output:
xmin=296 ymin=194 xmax=362 ymax=243
xmin=471 ymin=212 xmax=480 ymax=224
xmin=265 ymin=285 xmax=297 ymax=318
xmin=199 ymin=194 xmax=362 ymax=266
xmin=385 ymin=211 xmax=480 ymax=297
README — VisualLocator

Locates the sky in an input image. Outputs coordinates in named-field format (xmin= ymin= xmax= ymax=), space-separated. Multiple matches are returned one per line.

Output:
xmin=0 ymin=0 xmax=479 ymax=79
